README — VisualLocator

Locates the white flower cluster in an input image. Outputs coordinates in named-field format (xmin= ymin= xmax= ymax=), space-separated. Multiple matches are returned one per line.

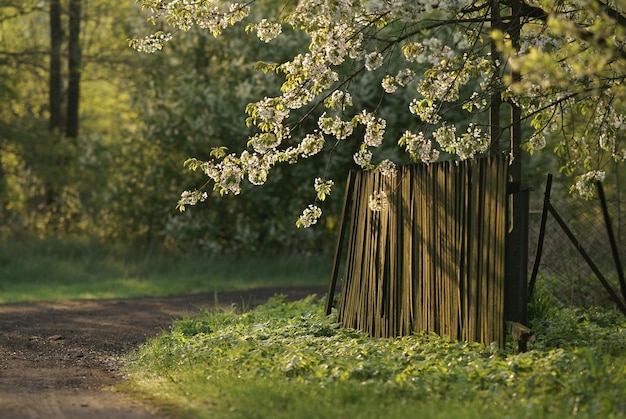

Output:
xmin=573 ymin=170 xmax=605 ymax=200
xmin=518 ymin=30 xmax=562 ymax=55
xmin=240 ymin=151 xmax=270 ymax=186
xmin=248 ymin=96 xmax=290 ymax=129
xmin=253 ymin=19 xmax=282 ymax=42
xmin=365 ymin=52 xmax=384 ymax=71
xmin=402 ymin=38 xmax=455 ymax=66
xmin=353 ymin=148 xmax=374 ymax=169
xmin=298 ymin=132 xmax=326 ymax=158
xmin=381 ymin=69 xmax=415 ymax=93
xmin=368 ymin=191 xmax=388 ymax=212
xmin=314 ymin=178 xmax=334 ymax=201
xmin=131 ymin=32 xmax=173 ymax=53
xmin=398 ymin=131 xmax=440 ymax=163
xmin=296 ymin=204 xmax=322 ymax=228
xmin=215 ymin=154 xmax=244 ymax=195
xmin=318 ymin=113 xmax=354 ymax=140
xmin=133 ymin=1 xmax=250 ymax=50
xmin=417 ymin=62 xmax=469 ymax=103
xmin=528 ymin=134 xmax=546 ymax=151
xmin=178 ymin=189 xmax=208 ymax=210
xmin=436 ymin=123 xmax=490 ymax=160
xmin=409 ymin=99 xmax=441 ymax=124
xmin=324 ymin=90 xmax=353 ymax=110
xmin=377 ymin=159 xmax=397 ymax=177
xmin=465 ymin=92 xmax=488 ymax=112
xmin=355 ymin=111 xmax=386 ymax=147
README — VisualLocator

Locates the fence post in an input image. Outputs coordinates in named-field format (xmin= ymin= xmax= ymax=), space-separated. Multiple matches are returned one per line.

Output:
xmin=597 ymin=181 xmax=626 ymax=304
xmin=504 ymin=184 xmax=529 ymax=326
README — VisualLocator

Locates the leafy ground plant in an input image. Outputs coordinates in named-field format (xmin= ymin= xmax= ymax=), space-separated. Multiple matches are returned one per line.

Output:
xmin=124 ymin=296 xmax=626 ymax=418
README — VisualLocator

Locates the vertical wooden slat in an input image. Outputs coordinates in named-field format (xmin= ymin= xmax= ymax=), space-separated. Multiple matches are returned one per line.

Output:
xmin=483 ymin=158 xmax=492 ymax=344
xmin=496 ymin=155 xmax=507 ymax=346
xmin=422 ymin=166 xmax=437 ymax=332
xmin=437 ymin=163 xmax=449 ymax=337
xmin=403 ymin=167 xmax=414 ymax=335
xmin=458 ymin=163 xmax=471 ymax=341
xmin=413 ymin=165 xmax=424 ymax=333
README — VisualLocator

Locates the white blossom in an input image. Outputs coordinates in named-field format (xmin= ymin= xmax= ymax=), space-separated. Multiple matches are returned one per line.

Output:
xmin=254 ymin=19 xmax=282 ymax=42
xmin=365 ymin=52 xmax=384 ymax=71
xmin=353 ymin=148 xmax=374 ymax=169
xmin=529 ymin=134 xmax=546 ymax=151
xmin=377 ymin=159 xmax=397 ymax=177
xmin=354 ymin=111 xmax=386 ymax=147
xmin=314 ymin=178 xmax=334 ymax=201
xmin=395 ymin=69 xmax=415 ymax=87
xmin=216 ymin=154 xmax=244 ymax=195
xmin=409 ymin=99 xmax=441 ymax=124
xmin=398 ymin=131 xmax=440 ymax=163
xmin=296 ymin=204 xmax=322 ymax=228
xmin=324 ymin=90 xmax=353 ymax=110
xmin=382 ymin=75 xmax=398 ymax=93
xmin=572 ymin=171 xmax=605 ymax=200
xmin=318 ymin=113 xmax=354 ymax=140
xmin=178 ymin=190 xmax=208 ymax=208
xmin=131 ymin=32 xmax=173 ymax=53
xmin=368 ymin=191 xmax=388 ymax=212
xmin=299 ymin=132 xmax=326 ymax=157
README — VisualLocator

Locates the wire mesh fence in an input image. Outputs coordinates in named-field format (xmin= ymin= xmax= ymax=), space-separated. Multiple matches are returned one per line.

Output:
xmin=527 ymin=181 xmax=626 ymax=309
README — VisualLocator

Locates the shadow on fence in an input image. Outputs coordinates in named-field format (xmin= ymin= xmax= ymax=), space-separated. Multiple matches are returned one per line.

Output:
xmin=328 ymin=156 xmax=508 ymax=346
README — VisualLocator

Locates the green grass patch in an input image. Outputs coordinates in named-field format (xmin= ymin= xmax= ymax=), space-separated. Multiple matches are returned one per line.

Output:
xmin=124 ymin=296 xmax=626 ymax=418
xmin=0 ymin=237 xmax=330 ymax=303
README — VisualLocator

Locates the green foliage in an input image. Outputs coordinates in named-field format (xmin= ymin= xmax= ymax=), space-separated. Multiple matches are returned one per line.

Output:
xmin=124 ymin=5 xmax=350 ymax=252
xmin=126 ymin=297 xmax=626 ymax=418
xmin=0 ymin=1 xmax=148 ymax=239
xmin=532 ymin=307 xmax=626 ymax=357
xmin=0 ymin=237 xmax=330 ymax=303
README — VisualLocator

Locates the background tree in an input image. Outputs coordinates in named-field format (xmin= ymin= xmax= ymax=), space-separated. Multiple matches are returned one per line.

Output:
xmin=0 ymin=1 xmax=141 ymax=235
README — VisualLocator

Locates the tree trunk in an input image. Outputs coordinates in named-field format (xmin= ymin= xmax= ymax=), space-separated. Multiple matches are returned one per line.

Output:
xmin=45 ymin=0 xmax=64 ymax=209
xmin=66 ymin=0 xmax=81 ymax=139
xmin=49 ymin=0 xmax=63 ymax=133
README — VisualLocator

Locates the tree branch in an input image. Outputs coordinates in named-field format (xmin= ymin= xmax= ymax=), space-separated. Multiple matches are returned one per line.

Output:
xmin=596 ymin=0 xmax=626 ymax=29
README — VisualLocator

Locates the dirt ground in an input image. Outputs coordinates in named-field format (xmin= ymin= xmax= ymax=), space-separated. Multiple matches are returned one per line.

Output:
xmin=0 ymin=285 xmax=328 ymax=418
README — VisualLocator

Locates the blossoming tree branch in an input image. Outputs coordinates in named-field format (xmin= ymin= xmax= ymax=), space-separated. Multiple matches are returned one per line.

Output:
xmin=131 ymin=0 xmax=626 ymax=227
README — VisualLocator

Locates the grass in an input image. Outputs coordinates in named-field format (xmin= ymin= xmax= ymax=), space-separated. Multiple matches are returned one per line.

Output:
xmin=0 ymin=237 xmax=331 ymax=303
xmin=123 ymin=296 xmax=626 ymax=418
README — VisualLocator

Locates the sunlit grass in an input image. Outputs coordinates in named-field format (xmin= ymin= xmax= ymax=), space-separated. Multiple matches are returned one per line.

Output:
xmin=0 ymin=237 xmax=331 ymax=303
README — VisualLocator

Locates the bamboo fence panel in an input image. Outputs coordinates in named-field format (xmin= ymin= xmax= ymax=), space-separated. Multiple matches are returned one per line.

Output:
xmin=337 ymin=156 xmax=508 ymax=345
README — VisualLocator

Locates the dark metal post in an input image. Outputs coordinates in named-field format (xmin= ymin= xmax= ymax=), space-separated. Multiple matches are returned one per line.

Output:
xmin=597 ymin=181 xmax=626 ymax=303
xmin=528 ymin=175 xmax=553 ymax=297
xmin=504 ymin=185 xmax=529 ymax=326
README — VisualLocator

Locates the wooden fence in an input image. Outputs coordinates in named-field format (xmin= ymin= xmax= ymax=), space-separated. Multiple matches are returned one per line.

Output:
xmin=335 ymin=156 xmax=508 ymax=345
